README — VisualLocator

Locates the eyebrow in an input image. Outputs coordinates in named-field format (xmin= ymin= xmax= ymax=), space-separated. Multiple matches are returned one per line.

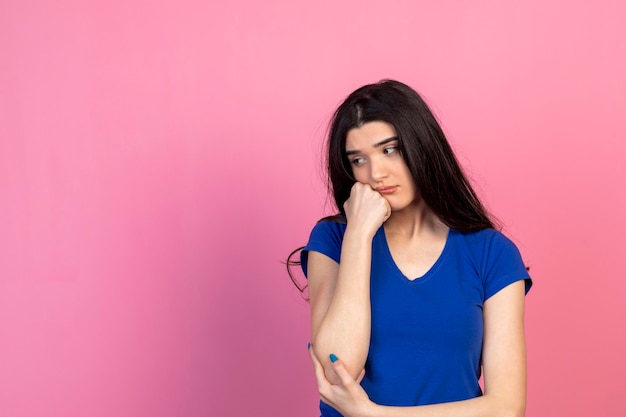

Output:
xmin=345 ymin=136 xmax=398 ymax=156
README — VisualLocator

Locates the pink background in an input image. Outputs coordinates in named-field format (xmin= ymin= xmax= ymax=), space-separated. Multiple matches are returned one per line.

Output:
xmin=1 ymin=1 xmax=625 ymax=416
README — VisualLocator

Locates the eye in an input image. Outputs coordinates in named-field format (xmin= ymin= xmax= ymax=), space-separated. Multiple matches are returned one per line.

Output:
xmin=350 ymin=156 xmax=365 ymax=166
xmin=383 ymin=146 xmax=398 ymax=155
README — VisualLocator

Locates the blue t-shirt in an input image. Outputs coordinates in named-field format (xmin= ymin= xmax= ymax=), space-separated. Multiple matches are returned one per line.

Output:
xmin=301 ymin=220 xmax=532 ymax=417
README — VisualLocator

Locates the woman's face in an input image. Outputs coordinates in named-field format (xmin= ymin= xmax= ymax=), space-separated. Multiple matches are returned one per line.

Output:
xmin=345 ymin=121 xmax=419 ymax=212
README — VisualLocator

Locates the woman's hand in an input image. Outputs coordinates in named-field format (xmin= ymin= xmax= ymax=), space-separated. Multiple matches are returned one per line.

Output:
xmin=309 ymin=345 xmax=375 ymax=417
xmin=343 ymin=182 xmax=391 ymax=238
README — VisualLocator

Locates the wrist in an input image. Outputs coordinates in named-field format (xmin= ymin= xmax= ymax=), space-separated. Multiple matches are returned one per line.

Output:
xmin=362 ymin=401 xmax=383 ymax=417
xmin=344 ymin=223 xmax=378 ymax=241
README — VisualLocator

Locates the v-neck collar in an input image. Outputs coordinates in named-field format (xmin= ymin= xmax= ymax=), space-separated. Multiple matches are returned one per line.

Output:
xmin=376 ymin=226 xmax=454 ymax=284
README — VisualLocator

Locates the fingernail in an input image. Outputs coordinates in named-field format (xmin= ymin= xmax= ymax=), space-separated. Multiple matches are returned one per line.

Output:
xmin=307 ymin=342 xmax=311 ymax=350
xmin=329 ymin=353 xmax=338 ymax=363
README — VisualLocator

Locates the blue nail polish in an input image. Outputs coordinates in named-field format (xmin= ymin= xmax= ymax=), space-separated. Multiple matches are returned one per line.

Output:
xmin=307 ymin=342 xmax=311 ymax=350
xmin=329 ymin=353 xmax=338 ymax=363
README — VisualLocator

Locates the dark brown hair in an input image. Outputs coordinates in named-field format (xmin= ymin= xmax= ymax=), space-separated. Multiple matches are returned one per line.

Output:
xmin=287 ymin=80 xmax=498 ymax=296
xmin=327 ymin=79 xmax=495 ymax=231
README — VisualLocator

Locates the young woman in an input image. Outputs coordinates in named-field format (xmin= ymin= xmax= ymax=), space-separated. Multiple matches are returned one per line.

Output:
xmin=290 ymin=80 xmax=532 ymax=417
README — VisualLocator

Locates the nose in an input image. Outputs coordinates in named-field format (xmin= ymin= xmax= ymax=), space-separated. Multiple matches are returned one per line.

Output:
xmin=369 ymin=156 xmax=388 ymax=182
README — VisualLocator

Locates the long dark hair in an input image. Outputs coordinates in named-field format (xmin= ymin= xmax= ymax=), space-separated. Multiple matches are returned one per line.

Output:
xmin=328 ymin=79 xmax=495 ymax=232
xmin=287 ymin=80 xmax=497 ymax=297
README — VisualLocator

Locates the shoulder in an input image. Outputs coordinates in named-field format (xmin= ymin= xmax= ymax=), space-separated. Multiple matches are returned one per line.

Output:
xmin=307 ymin=216 xmax=347 ymax=243
xmin=455 ymin=228 xmax=531 ymax=297
xmin=300 ymin=216 xmax=347 ymax=276
xmin=456 ymin=228 xmax=521 ymax=258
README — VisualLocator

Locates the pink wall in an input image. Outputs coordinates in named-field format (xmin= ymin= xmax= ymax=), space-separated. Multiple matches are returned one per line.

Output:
xmin=1 ymin=1 xmax=624 ymax=416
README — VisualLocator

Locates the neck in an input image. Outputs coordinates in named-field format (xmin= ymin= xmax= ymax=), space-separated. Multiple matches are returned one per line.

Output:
xmin=384 ymin=201 xmax=448 ymax=238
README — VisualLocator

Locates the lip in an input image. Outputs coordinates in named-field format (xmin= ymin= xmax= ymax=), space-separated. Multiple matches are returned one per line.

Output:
xmin=375 ymin=186 xmax=398 ymax=195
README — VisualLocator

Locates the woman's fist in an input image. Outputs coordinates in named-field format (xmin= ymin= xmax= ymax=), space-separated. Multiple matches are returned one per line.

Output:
xmin=343 ymin=182 xmax=391 ymax=237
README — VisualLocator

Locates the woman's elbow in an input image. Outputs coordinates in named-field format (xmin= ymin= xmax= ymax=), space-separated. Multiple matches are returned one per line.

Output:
xmin=498 ymin=399 xmax=526 ymax=417
xmin=311 ymin=344 xmax=363 ymax=382
xmin=485 ymin=393 xmax=525 ymax=417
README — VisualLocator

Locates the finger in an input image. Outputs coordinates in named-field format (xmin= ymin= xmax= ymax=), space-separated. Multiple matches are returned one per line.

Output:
xmin=352 ymin=181 xmax=370 ymax=196
xmin=310 ymin=346 xmax=335 ymax=404
xmin=383 ymin=200 xmax=392 ymax=222
xmin=308 ymin=343 xmax=323 ymax=372
xmin=309 ymin=344 xmax=331 ymax=390
xmin=350 ymin=182 xmax=360 ymax=195
xmin=329 ymin=354 xmax=355 ymax=386
xmin=356 ymin=369 xmax=366 ymax=384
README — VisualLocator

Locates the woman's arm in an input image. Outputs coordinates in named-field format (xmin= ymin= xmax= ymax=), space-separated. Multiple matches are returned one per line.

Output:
xmin=307 ymin=232 xmax=372 ymax=384
xmin=310 ymin=280 xmax=528 ymax=417
xmin=308 ymin=182 xmax=390 ymax=384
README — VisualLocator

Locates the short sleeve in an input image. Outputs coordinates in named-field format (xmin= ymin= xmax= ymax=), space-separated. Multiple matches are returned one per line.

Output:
xmin=481 ymin=230 xmax=532 ymax=300
xmin=300 ymin=220 xmax=346 ymax=278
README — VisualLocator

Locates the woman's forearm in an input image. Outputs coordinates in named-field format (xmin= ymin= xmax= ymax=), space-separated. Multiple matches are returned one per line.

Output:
xmin=313 ymin=226 xmax=374 ymax=381
xmin=367 ymin=393 xmax=525 ymax=417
